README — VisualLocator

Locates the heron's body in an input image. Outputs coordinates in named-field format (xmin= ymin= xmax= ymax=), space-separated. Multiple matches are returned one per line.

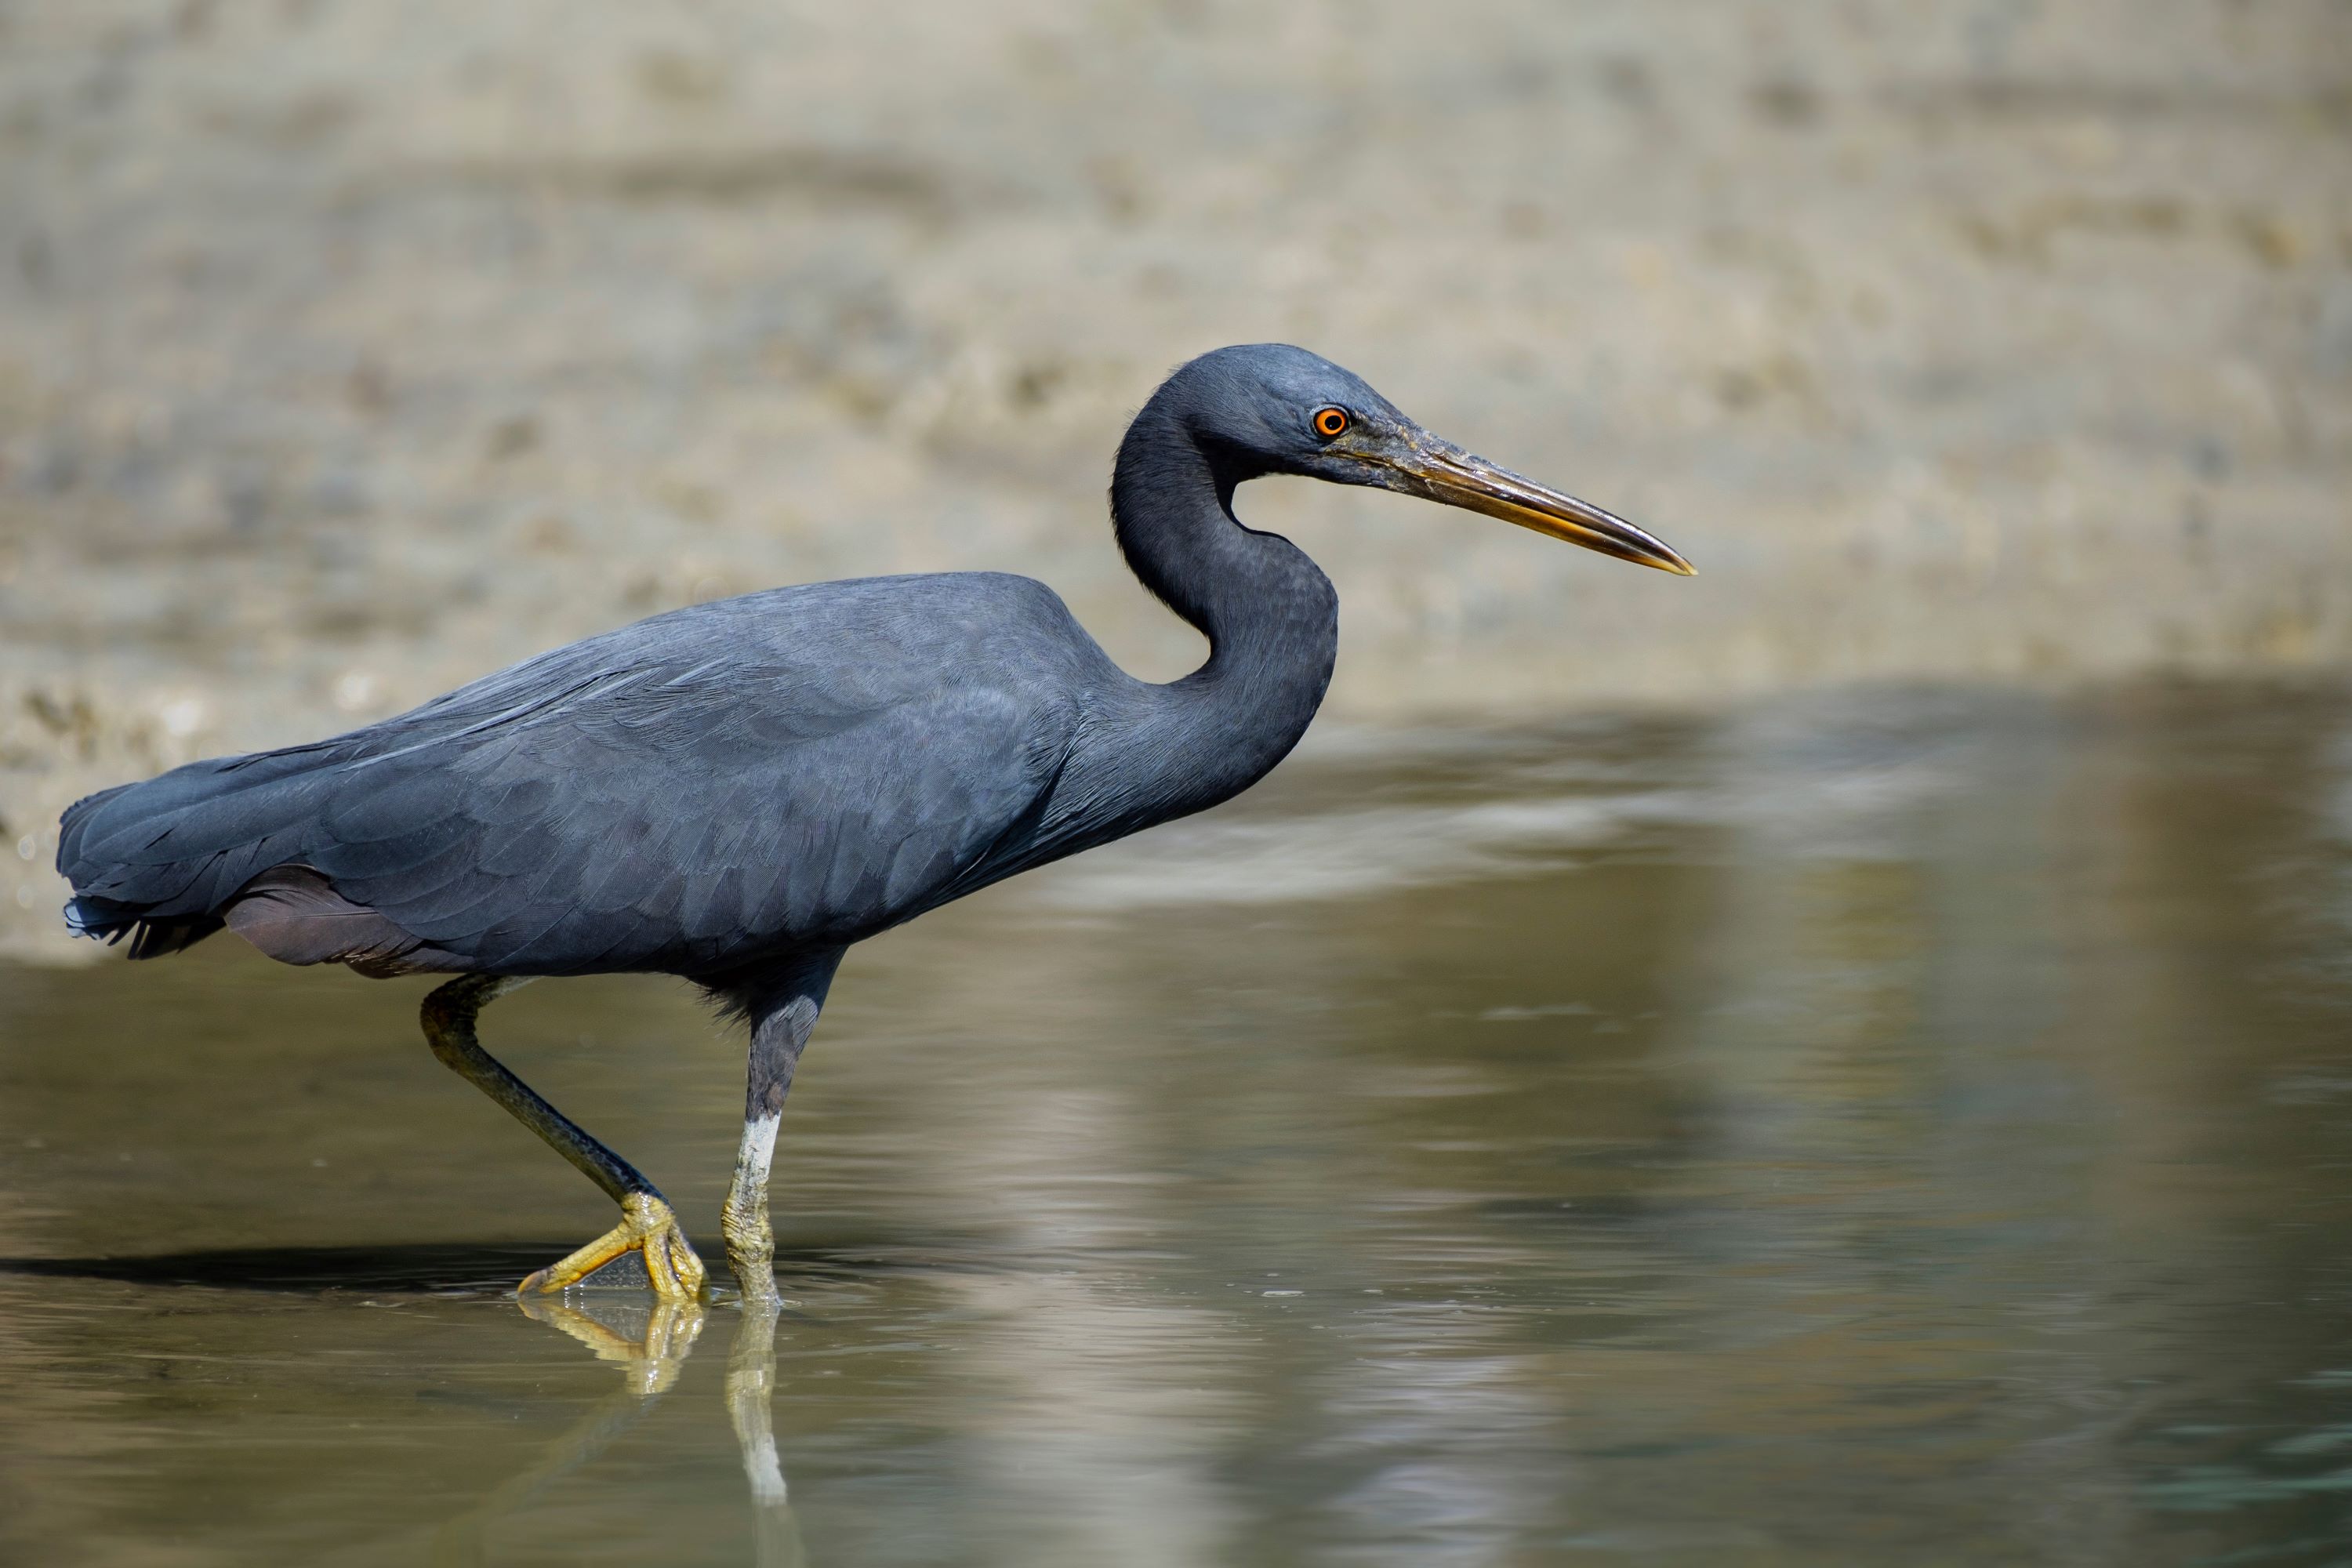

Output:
xmin=61 ymin=567 xmax=1329 ymax=983
xmin=57 ymin=344 xmax=1686 ymax=1302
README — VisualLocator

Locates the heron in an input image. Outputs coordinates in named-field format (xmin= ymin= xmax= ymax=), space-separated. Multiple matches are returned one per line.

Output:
xmin=56 ymin=344 xmax=1692 ymax=1304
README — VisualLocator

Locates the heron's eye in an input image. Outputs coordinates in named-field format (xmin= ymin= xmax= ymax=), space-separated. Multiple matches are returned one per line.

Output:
xmin=1312 ymin=407 xmax=1350 ymax=440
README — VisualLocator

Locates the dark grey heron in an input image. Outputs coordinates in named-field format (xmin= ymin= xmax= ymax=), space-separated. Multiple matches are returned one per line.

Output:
xmin=56 ymin=344 xmax=1692 ymax=1303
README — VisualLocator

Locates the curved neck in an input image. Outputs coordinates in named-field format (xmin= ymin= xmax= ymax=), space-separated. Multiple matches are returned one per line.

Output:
xmin=1105 ymin=395 xmax=1340 ymax=798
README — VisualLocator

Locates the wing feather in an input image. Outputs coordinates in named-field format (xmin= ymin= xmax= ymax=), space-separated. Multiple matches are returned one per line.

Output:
xmin=60 ymin=575 xmax=1093 ymax=975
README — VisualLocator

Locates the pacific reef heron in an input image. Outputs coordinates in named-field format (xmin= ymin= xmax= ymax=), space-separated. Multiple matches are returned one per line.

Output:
xmin=56 ymin=343 xmax=1693 ymax=1303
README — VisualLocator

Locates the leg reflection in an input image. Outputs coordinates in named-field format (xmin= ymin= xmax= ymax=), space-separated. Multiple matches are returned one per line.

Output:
xmin=729 ymin=1294 xmax=808 ymax=1567
xmin=519 ymin=1292 xmax=706 ymax=1396
xmin=447 ymin=1293 xmax=805 ymax=1566
xmin=428 ymin=1301 xmax=693 ymax=1566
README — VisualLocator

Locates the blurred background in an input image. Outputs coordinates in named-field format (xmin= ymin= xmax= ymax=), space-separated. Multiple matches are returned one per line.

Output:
xmin=2 ymin=0 xmax=2347 ymax=953
xmin=3 ymin=5 xmax=2352 ymax=1564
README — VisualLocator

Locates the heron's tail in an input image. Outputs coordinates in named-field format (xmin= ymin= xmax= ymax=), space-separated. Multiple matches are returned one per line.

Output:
xmin=56 ymin=744 xmax=343 ymax=958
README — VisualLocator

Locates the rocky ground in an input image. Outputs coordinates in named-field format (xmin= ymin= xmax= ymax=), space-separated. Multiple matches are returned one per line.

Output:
xmin=2 ymin=0 xmax=2347 ymax=956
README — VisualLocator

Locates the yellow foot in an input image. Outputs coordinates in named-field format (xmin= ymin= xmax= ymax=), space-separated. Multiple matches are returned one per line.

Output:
xmin=721 ymin=1197 xmax=779 ymax=1305
xmin=517 ymin=1192 xmax=708 ymax=1301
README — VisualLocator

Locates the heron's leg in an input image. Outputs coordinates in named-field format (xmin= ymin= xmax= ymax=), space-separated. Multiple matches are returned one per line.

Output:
xmin=719 ymin=953 xmax=842 ymax=1303
xmin=420 ymin=975 xmax=706 ymax=1301
xmin=719 ymin=993 xmax=817 ymax=1302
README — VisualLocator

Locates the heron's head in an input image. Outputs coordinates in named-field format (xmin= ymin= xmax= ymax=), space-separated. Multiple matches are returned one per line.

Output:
xmin=1162 ymin=343 xmax=1693 ymax=575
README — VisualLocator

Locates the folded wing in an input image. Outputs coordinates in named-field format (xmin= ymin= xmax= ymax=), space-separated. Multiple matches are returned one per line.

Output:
xmin=60 ymin=579 xmax=1084 ymax=977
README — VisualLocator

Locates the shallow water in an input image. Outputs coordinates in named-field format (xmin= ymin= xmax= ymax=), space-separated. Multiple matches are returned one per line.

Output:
xmin=3 ymin=680 xmax=2350 ymax=1566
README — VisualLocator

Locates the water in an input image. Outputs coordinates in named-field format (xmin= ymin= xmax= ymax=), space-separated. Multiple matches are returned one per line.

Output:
xmin=2 ymin=679 xmax=2350 ymax=1566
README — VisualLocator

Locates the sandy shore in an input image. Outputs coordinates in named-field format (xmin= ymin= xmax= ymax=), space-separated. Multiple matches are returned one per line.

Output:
xmin=2 ymin=0 xmax=2347 ymax=956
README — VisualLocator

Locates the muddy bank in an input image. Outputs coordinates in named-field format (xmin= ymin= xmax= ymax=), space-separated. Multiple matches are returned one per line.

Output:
xmin=2 ymin=1 xmax=2347 ymax=955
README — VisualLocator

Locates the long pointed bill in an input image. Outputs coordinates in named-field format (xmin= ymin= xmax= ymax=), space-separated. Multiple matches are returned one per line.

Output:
xmin=1390 ymin=442 xmax=1694 ymax=575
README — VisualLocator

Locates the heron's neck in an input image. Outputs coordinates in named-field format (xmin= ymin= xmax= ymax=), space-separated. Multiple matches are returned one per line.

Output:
xmin=1108 ymin=402 xmax=1339 ymax=793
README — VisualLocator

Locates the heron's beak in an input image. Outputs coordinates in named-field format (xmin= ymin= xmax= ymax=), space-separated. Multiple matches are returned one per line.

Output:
xmin=1384 ymin=440 xmax=1694 ymax=575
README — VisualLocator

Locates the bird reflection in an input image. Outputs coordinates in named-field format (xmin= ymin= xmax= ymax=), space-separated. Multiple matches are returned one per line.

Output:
xmin=517 ymin=1292 xmax=706 ymax=1396
xmin=434 ymin=1294 xmax=806 ymax=1567
xmin=726 ymin=1297 xmax=793 ymax=1510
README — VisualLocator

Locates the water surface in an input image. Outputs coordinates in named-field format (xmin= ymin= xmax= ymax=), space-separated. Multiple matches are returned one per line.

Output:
xmin=3 ymin=680 xmax=2350 ymax=1565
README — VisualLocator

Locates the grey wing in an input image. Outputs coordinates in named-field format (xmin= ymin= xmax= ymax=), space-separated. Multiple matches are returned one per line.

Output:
xmin=306 ymin=669 xmax=1073 ymax=976
xmin=61 ymin=595 xmax=1083 ymax=976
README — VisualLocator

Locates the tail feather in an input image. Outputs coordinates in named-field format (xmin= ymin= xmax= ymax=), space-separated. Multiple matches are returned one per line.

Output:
xmin=61 ymin=745 xmax=338 ymax=869
xmin=57 ymin=746 xmax=350 ymax=961
xmin=128 ymin=915 xmax=227 ymax=959
xmin=60 ymin=889 xmax=223 ymax=959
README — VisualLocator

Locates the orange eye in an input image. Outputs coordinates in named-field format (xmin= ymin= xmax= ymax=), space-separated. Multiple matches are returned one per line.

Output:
xmin=1312 ymin=407 xmax=1349 ymax=439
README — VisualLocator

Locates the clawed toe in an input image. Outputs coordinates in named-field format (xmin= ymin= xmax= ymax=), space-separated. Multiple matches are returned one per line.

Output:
xmin=519 ymin=1192 xmax=707 ymax=1301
